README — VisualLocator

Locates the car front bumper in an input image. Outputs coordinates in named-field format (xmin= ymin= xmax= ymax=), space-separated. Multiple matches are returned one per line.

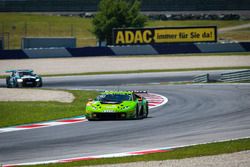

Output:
xmin=17 ymin=79 xmax=41 ymax=87
xmin=85 ymin=111 xmax=135 ymax=120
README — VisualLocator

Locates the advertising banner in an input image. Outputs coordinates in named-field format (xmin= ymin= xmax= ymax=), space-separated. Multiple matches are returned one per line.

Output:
xmin=113 ymin=26 xmax=217 ymax=45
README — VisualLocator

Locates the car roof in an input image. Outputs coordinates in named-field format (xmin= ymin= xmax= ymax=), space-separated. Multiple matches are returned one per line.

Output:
xmin=16 ymin=69 xmax=33 ymax=73
xmin=6 ymin=69 xmax=33 ymax=73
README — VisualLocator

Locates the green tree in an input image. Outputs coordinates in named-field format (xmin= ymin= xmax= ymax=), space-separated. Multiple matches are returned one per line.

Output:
xmin=93 ymin=0 xmax=147 ymax=45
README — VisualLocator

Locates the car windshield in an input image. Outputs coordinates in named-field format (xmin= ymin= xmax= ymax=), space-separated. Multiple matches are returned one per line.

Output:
xmin=18 ymin=71 xmax=33 ymax=77
xmin=96 ymin=94 xmax=132 ymax=104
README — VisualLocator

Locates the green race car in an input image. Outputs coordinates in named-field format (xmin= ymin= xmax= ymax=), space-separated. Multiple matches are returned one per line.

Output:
xmin=85 ymin=91 xmax=149 ymax=120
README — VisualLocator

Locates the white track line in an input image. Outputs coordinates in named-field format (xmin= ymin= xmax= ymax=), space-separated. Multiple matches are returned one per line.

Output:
xmin=148 ymin=93 xmax=168 ymax=109
xmin=3 ymin=136 xmax=250 ymax=167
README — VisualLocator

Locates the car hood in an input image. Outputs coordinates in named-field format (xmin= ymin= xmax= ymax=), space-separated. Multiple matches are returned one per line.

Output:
xmin=90 ymin=101 xmax=136 ymax=111
xmin=20 ymin=76 xmax=37 ymax=79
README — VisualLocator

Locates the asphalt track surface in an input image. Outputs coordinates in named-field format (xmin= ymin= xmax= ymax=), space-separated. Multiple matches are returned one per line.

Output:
xmin=0 ymin=70 xmax=243 ymax=88
xmin=0 ymin=73 xmax=250 ymax=165
xmin=38 ymin=70 xmax=238 ymax=87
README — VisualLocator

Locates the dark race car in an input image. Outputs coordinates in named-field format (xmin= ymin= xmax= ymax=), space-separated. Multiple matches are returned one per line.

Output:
xmin=5 ymin=69 xmax=43 ymax=88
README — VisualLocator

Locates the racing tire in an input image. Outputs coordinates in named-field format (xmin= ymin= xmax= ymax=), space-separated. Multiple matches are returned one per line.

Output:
xmin=144 ymin=104 xmax=149 ymax=118
xmin=87 ymin=119 xmax=94 ymax=121
xmin=14 ymin=79 xmax=19 ymax=88
xmin=135 ymin=105 xmax=140 ymax=119
xmin=136 ymin=105 xmax=143 ymax=120
xmin=16 ymin=81 xmax=22 ymax=88
xmin=6 ymin=77 xmax=11 ymax=88
xmin=37 ymin=80 xmax=43 ymax=87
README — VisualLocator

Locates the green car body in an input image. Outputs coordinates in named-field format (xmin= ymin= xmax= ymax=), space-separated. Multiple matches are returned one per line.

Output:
xmin=85 ymin=91 xmax=148 ymax=120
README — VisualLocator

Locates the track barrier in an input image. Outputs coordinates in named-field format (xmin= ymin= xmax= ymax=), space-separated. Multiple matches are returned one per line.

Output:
xmin=220 ymin=70 xmax=250 ymax=82
xmin=193 ymin=74 xmax=210 ymax=83
xmin=0 ymin=42 xmax=250 ymax=59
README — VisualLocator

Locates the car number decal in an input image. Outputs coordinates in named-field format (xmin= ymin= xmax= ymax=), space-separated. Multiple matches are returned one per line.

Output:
xmin=103 ymin=110 xmax=115 ymax=113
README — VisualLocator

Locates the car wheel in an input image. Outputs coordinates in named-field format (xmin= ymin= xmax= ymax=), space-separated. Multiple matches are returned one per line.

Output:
xmin=6 ymin=77 xmax=11 ymax=88
xmin=136 ymin=105 xmax=143 ymax=120
xmin=135 ymin=105 xmax=140 ymax=119
xmin=14 ymin=79 xmax=19 ymax=88
xmin=140 ymin=105 xmax=145 ymax=119
xmin=38 ymin=81 xmax=43 ymax=87
xmin=144 ymin=104 xmax=149 ymax=118
xmin=87 ymin=119 xmax=94 ymax=121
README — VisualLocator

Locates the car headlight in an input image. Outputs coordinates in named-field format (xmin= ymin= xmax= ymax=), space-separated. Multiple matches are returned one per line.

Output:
xmin=17 ymin=79 xmax=23 ymax=82
xmin=36 ymin=78 xmax=40 ymax=81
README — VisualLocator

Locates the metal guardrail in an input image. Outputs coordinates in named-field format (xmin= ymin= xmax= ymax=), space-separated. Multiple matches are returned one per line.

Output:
xmin=193 ymin=74 xmax=209 ymax=83
xmin=220 ymin=70 xmax=250 ymax=82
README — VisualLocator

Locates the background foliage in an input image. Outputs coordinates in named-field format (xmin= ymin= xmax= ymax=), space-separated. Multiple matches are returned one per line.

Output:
xmin=92 ymin=0 xmax=147 ymax=45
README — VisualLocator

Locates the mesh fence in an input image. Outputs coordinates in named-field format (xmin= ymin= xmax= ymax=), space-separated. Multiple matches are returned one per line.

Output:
xmin=0 ymin=32 xmax=9 ymax=49
xmin=0 ymin=22 xmax=96 ymax=49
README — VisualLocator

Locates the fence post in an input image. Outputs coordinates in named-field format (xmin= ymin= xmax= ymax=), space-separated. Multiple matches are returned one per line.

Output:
xmin=24 ymin=22 xmax=27 ymax=37
xmin=49 ymin=22 xmax=51 ymax=36
xmin=71 ymin=24 xmax=74 ymax=36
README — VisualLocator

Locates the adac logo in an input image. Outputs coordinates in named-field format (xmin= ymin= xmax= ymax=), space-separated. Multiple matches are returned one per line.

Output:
xmin=114 ymin=29 xmax=154 ymax=45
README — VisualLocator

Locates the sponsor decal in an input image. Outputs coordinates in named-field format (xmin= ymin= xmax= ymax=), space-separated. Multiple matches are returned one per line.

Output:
xmin=113 ymin=26 xmax=217 ymax=45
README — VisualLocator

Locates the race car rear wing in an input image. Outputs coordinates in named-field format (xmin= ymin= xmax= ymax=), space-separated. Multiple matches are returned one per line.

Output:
xmin=132 ymin=91 xmax=148 ymax=100
xmin=101 ymin=90 xmax=148 ymax=94
xmin=5 ymin=70 xmax=16 ymax=73
xmin=131 ymin=90 xmax=148 ymax=93
xmin=5 ymin=69 xmax=33 ymax=73
xmin=98 ymin=90 xmax=148 ymax=100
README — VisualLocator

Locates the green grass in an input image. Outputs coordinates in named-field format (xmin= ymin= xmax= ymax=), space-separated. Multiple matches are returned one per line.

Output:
xmin=21 ymin=138 xmax=250 ymax=167
xmin=219 ymin=27 xmax=250 ymax=41
xmin=0 ymin=13 xmax=95 ymax=49
xmin=221 ymin=31 xmax=250 ymax=41
xmin=147 ymin=20 xmax=250 ymax=29
xmin=1 ymin=13 xmax=250 ymax=49
xmin=0 ymin=90 xmax=99 ymax=128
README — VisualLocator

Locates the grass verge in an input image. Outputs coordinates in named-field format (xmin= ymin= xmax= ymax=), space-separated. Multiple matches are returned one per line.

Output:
xmin=21 ymin=138 xmax=250 ymax=167
xmin=0 ymin=90 xmax=98 ymax=128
